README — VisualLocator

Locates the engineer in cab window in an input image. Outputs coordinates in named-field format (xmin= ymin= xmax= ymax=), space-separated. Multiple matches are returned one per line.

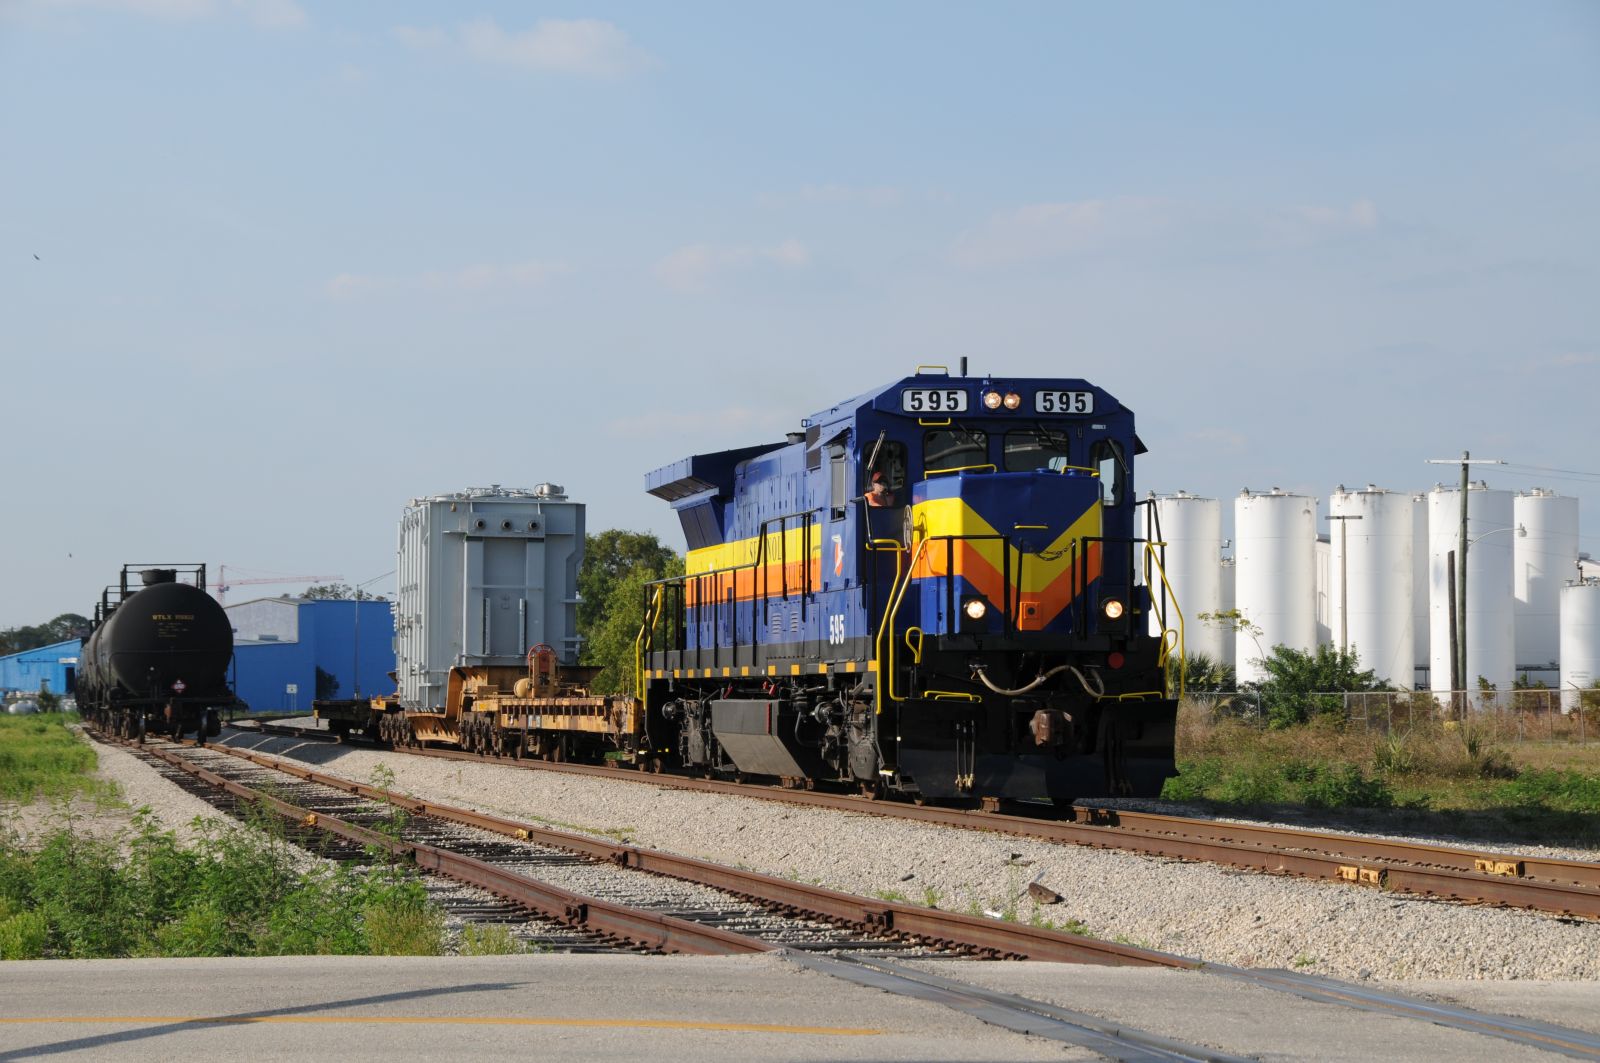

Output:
xmin=866 ymin=471 xmax=894 ymax=507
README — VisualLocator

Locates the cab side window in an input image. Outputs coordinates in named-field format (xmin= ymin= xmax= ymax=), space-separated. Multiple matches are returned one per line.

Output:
xmin=829 ymin=446 xmax=848 ymax=521
xmin=864 ymin=441 xmax=907 ymax=503
xmin=1090 ymin=440 xmax=1125 ymax=505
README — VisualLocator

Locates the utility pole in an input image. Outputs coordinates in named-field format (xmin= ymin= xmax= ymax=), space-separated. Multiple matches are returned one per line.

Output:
xmin=1425 ymin=451 xmax=1504 ymax=704
xmin=1327 ymin=514 xmax=1363 ymax=655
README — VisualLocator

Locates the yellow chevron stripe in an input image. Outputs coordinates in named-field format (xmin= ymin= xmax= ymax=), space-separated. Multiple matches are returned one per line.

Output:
xmin=911 ymin=496 xmax=1102 ymax=592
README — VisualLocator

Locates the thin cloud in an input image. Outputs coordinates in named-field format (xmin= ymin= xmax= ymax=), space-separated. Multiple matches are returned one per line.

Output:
xmin=654 ymin=240 xmax=810 ymax=294
xmin=24 ymin=0 xmax=305 ymax=26
xmin=1526 ymin=351 xmax=1599 ymax=371
xmin=1187 ymin=428 xmax=1249 ymax=453
xmin=949 ymin=196 xmax=1169 ymax=269
xmin=1294 ymin=198 xmax=1379 ymax=230
xmin=393 ymin=17 xmax=651 ymax=77
xmin=324 ymin=261 xmax=570 ymax=300
xmin=606 ymin=408 xmax=765 ymax=439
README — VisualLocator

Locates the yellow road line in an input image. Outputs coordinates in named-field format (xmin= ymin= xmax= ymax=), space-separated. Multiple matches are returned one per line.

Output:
xmin=0 ymin=1015 xmax=883 ymax=1036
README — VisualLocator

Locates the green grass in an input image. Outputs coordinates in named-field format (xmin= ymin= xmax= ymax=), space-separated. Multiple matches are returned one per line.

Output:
xmin=1164 ymin=707 xmax=1600 ymax=843
xmin=0 ymin=714 xmax=115 ymax=805
xmin=0 ymin=808 xmax=446 ymax=959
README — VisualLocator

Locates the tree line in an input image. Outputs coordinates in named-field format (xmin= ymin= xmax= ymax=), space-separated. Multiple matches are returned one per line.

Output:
xmin=0 ymin=615 xmax=92 ymax=657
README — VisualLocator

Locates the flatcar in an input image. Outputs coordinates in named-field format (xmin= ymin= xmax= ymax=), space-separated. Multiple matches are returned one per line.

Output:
xmin=78 ymin=564 xmax=238 ymax=743
xmin=638 ymin=367 xmax=1184 ymax=801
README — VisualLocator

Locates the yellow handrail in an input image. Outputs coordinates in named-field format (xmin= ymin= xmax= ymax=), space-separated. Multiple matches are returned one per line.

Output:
xmin=875 ymin=536 xmax=929 ymax=714
xmin=925 ymin=463 xmax=997 ymax=478
xmin=1142 ymin=542 xmax=1185 ymax=698
xmin=633 ymin=585 xmax=665 ymax=702
xmin=903 ymin=627 xmax=924 ymax=664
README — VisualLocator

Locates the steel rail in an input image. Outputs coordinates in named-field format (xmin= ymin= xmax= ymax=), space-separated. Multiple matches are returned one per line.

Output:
xmin=133 ymin=742 xmax=770 ymax=957
xmin=221 ymin=724 xmax=1600 ymax=919
xmin=202 ymin=741 xmax=1197 ymax=969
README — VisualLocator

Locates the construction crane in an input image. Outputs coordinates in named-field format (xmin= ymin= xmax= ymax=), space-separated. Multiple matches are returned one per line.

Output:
xmin=215 ymin=566 xmax=345 ymax=606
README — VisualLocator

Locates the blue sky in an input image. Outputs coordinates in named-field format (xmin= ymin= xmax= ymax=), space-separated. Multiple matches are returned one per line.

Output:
xmin=2 ymin=1 xmax=1597 ymax=625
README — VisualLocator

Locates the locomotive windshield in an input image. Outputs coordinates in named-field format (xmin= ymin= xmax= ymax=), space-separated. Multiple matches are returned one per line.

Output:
xmin=923 ymin=425 xmax=988 ymax=474
xmin=1003 ymin=427 xmax=1073 ymax=472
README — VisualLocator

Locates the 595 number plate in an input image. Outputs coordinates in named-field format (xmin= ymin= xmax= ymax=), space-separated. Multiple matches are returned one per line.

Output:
xmin=901 ymin=388 xmax=968 ymax=413
xmin=1035 ymin=390 xmax=1094 ymax=414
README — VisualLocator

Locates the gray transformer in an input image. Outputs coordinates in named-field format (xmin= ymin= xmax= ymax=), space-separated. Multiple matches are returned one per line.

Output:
xmin=393 ymin=484 xmax=584 ymax=712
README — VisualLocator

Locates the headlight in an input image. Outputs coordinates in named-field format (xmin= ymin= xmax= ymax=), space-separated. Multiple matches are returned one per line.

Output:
xmin=1102 ymin=598 xmax=1125 ymax=620
xmin=982 ymin=390 xmax=1003 ymax=410
xmin=963 ymin=598 xmax=988 ymax=620
xmin=1003 ymin=391 xmax=1021 ymax=409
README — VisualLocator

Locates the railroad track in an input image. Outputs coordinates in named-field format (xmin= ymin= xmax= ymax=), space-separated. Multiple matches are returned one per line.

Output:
xmin=94 ymin=729 xmax=1600 ymax=1062
xmin=227 ymin=721 xmax=1600 ymax=921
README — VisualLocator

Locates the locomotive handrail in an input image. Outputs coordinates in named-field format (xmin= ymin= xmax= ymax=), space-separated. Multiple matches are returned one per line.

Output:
xmin=924 ymin=462 xmax=997 ymax=478
xmin=874 ymin=536 xmax=926 ymax=715
xmin=634 ymin=585 xmax=665 ymax=702
xmin=1142 ymin=542 xmax=1186 ymax=699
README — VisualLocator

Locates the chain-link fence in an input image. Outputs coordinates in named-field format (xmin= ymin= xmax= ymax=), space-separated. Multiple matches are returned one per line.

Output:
xmin=1181 ymin=688 xmax=1600 ymax=744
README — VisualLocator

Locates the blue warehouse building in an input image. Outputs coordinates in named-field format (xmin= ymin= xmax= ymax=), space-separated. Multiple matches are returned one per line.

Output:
xmin=226 ymin=598 xmax=395 ymax=714
xmin=0 ymin=640 xmax=81 ymax=697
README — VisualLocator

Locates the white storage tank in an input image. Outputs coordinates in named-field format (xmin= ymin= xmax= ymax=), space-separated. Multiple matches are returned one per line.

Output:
xmin=1328 ymin=486 xmax=1415 ymax=687
xmin=1412 ymin=494 xmax=1429 ymax=686
xmin=1427 ymin=484 xmax=1515 ymax=696
xmin=1233 ymin=489 xmax=1317 ymax=684
xmin=393 ymin=484 xmax=584 ymax=712
xmin=1560 ymin=580 xmax=1600 ymax=712
xmin=1144 ymin=492 xmax=1225 ymax=663
xmin=1514 ymin=489 xmax=1579 ymax=671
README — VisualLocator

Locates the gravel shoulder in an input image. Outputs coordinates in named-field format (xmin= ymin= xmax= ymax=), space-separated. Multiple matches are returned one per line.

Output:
xmin=207 ymin=729 xmax=1600 ymax=983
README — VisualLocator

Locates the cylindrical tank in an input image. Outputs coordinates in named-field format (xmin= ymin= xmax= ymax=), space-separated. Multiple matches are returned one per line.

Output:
xmin=1412 ymin=494 xmax=1429 ymax=685
xmin=1560 ymin=580 xmax=1600 ymax=712
xmin=1328 ymin=486 xmax=1415 ymax=687
xmin=7 ymin=699 xmax=39 ymax=715
xmin=1233 ymin=489 xmax=1317 ymax=684
xmin=1144 ymin=492 xmax=1225 ymax=663
xmin=1514 ymin=489 xmax=1579 ymax=671
xmin=1427 ymin=484 xmax=1515 ymax=697
xmin=79 ymin=580 xmax=233 ymax=704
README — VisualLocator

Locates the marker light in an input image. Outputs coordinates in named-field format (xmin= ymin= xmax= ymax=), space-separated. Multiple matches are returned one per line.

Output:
xmin=963 ymin=598 xmax=988 ymax=620
xmin=982 ymin=390 xmax=1003 ymax=410
xmin=1003 ymin=391 xmax=1022 ymax=409
xmin=1102 ymin=598 xmax=1125 ymax=620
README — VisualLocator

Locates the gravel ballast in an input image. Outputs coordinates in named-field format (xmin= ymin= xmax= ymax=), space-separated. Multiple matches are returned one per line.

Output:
xmin=176 ymin=730 xmax=1599 ymax=984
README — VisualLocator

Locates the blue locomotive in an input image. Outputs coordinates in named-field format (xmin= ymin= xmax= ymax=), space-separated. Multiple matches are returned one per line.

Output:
xmin=640 ymin=368 xmax=1182 ymax=802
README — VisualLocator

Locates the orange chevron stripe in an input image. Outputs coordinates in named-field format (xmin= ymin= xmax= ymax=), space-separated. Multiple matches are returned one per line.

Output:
xmin=912 ymin=539 xmax=1101 ymax=629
